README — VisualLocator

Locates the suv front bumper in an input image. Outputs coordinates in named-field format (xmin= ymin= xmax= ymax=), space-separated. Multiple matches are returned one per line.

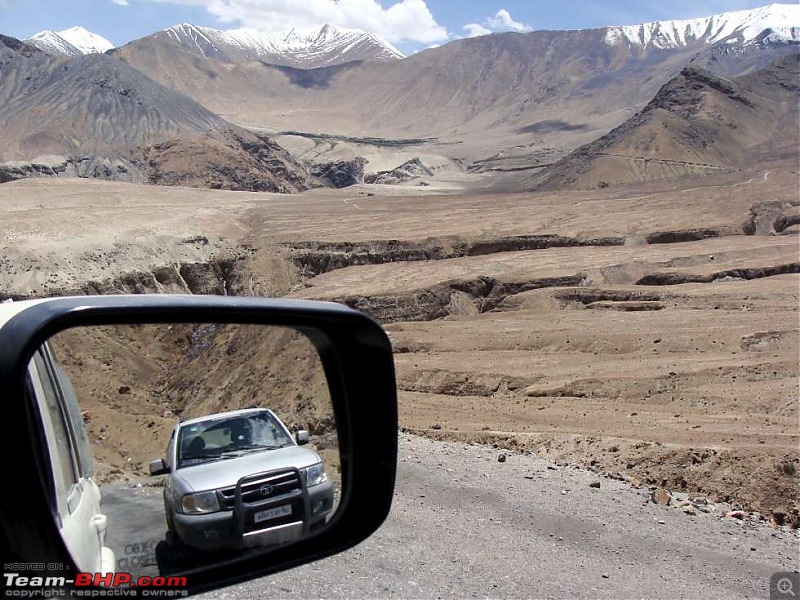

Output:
xmin=173 ymin=479 xmax=334 ymax=550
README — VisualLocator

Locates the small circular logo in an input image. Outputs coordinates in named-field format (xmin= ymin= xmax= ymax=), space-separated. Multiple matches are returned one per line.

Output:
xmin=260 ymin=484 xmax=274 ymax=496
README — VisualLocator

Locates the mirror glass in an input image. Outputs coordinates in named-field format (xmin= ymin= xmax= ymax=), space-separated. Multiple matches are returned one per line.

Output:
xmin=25 ymin=323 xmax=340 ymax=579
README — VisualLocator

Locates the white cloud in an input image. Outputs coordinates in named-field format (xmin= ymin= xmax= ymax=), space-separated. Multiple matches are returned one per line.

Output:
xmin=463 ymin=22 xmax=492 ymax=38
xmin=111 ymin=0 xmax=130 ymax=5
xmin=463 ymin=8 xmax=532 ymax=38
xmin=151 ymin=0 xmax=449 ymax=44
xmin=488 ymin=9 xmax=531 ymax=33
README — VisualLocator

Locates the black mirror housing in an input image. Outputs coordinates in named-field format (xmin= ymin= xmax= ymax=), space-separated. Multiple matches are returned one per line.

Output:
xmin=0 ymin=295 xmax=397 ymax=595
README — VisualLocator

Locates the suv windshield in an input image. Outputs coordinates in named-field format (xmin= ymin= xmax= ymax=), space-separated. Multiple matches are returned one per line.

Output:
xmin=177 ymin=411 xmax=294 ymax=469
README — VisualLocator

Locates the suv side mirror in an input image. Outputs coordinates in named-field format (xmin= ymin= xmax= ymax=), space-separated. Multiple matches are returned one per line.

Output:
xmin=0 ymin=295 xmax=397 ymax=596
xmin=148 ymin=458 xmax=168 ymax=476
xmin=295 ymin=430 xmax=310 ymax=445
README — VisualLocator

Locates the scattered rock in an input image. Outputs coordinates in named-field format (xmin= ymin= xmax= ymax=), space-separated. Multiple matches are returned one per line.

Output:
xmin=364 ymin=158 xmax=434 ymax=185
xmin=683 ymin=506 xmax=697 ymax=516
xmin=589 ymin=481 xmax=601 ymax=489
xmin=311 ymin=157 xmax=367 ymax=188
xmin=727 ymin=510 xmax=746 ymax=520
xmin=498 ymin=454 xmax=507 ymax=463
xmin=651 ymin=488 xmax=672 ymax=506
xmin=118 ymin=386 xmax=131 ymax=395
xmin=619 ymin=471 xmax=643 ymax=488
xmin=431 ymin=424 xmax=442 ymax=430
xmin=712 ymin=503 xmax=733 ymax=518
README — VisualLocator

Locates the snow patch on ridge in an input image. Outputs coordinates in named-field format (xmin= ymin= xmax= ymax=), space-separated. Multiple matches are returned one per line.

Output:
xmin=25 ymin=26 xmax=114 ymax=56
xmin=161 ymin=22 xmax=403 ymax=66
xmin=604 ymin=3 xmax=799 ymax=49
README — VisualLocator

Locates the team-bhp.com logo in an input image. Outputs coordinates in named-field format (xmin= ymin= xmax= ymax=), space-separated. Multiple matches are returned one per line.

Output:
xmin=4 ymin=571 xmax=188 ymax=597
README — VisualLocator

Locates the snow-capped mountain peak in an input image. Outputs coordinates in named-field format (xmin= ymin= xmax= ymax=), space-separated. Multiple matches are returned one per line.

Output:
xmin=25 ymin=26 xmax=114 ymax=56
xmin=58 ymin=26 xmax=115 ymax=53
xmin=604 ymin=3 xmax=799 ymax=49
xmin=159 ymin=22 xmax=403 ymax=68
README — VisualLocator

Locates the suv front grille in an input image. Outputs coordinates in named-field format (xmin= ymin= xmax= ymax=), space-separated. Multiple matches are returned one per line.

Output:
xmin=218 ymin=469 xmax=302 ymax=509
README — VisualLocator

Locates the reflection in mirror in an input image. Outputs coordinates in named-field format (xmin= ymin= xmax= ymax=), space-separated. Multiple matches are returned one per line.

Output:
xmin=26 ymin=323 xmax=339 ymax=580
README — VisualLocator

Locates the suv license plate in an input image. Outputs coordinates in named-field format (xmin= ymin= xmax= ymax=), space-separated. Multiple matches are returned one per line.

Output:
xmin=254 ymin=505 xmax=292 ymax=524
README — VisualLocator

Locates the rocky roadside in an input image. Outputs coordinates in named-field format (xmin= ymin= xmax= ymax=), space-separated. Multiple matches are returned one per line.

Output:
xmin=209 ymin=433 xmax=799 ymax=600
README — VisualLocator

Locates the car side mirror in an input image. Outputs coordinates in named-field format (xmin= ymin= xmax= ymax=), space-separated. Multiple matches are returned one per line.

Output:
xmin=0 ymin=295 xmax=397 ymax=597
xmin=148 ymin=458 xmax=168 ymax=476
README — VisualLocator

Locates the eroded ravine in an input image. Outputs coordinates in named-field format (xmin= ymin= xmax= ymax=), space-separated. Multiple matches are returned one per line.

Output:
xmin=2 ymin=198 xmax=797 ymax=518
xmin=279 ymin=227 xmax=798 ymax=517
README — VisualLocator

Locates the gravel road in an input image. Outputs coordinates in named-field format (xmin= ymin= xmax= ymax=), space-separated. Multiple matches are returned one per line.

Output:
xmin=204 ymin=434 xmax=798 ymax=599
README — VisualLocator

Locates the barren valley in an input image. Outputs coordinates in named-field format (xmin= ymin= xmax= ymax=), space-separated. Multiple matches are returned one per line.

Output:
xmin=1 ymin=161 xmax=797 ymax=520
xmin=1 ymin=7 xmax=798 ymax=578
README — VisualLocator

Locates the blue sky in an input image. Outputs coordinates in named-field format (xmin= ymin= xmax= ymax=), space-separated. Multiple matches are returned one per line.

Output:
xmin=0 ymin=0 xmax=787 ymax=54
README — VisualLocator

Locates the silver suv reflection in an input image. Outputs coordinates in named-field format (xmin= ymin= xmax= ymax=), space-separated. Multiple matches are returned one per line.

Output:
xmin=150 ymin=408 xmax=334 ymax=550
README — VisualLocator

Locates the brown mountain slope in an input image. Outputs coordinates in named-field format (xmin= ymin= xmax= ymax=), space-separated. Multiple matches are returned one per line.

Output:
xmin=114 ymin=29 xmax=700 ymax=164
xmin=0 ymin=36 xmax=317 ymax=192
xmin=50 ymin=323 xmax=335 ymax=481
xmin=527 ymin=52 xmax=800 ymax=190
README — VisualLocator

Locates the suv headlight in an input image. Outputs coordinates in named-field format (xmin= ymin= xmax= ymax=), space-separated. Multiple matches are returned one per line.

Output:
xmin=181 ymin=491 xmax=221 ymax=514
xmin=305 ymin=462 xmax=328 ymax=487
